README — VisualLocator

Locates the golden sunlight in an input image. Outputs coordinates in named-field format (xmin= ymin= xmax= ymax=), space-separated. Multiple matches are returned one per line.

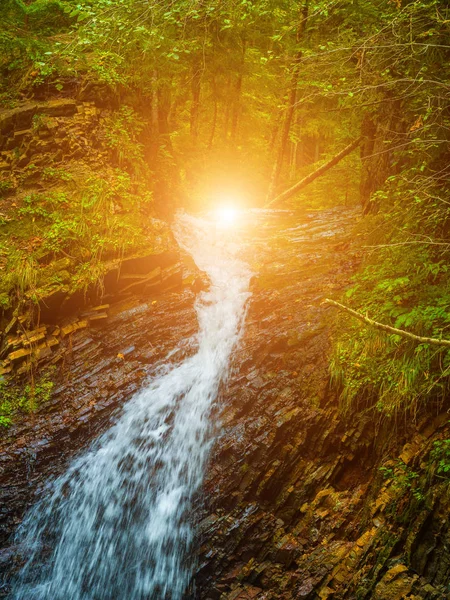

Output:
xmin=214 ymin=205 xmax=239 ymax=227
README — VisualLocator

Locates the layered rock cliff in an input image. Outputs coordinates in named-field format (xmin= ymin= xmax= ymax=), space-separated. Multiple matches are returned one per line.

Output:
xmin=1 ymin=203 xmax=449 ymax=600
xmin=193 ymin=210 xmax=450 ymax=600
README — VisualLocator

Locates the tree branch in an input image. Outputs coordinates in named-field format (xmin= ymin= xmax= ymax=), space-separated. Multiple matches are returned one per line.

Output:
xmin=364 ymin=241 xmax=450 ymax=249
xmin=323 ymin=298 xmax=450 ymax=347
xmin=266 ymin=136 xmax=362 ymax=208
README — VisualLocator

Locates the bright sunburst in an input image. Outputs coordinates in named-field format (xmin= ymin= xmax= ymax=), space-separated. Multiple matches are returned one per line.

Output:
xmin=215 ymin=205 xmax=238 ymax=225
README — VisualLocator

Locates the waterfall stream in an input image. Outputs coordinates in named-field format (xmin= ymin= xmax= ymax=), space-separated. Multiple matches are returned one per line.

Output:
xmin=10 ymin=212 xmax=252 ymax=600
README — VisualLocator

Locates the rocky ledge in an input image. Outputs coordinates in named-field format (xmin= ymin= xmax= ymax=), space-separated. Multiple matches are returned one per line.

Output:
xmin=0 ymin=273 xmax=200 ymax=595
xmin=0 ymin=95 xmax=178 ymax=322
xmin=194 ymin=208 xmax=450 ymax=600
xmin=1 ymin=207 xmax=449 ymax=600
xmin=0 ymin=249 xmax=184 ymax=378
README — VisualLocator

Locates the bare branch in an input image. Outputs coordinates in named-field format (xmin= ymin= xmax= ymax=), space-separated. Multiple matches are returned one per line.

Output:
xmin=364 ymin=241 xmax=450 ymax=249
xmin=323 ymin=299 xmax=450 ymax=347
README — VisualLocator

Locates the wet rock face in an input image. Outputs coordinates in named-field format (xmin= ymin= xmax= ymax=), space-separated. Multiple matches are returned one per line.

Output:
xmin=0 ymin=252 xmax=184 ymax=379
xmin=193 ymin=209 xmax=450 ymax=600
xmin=0 ymin=286 xmax=198 ymax=591
xmin=1 ymin=208 xmax=450 ymax=599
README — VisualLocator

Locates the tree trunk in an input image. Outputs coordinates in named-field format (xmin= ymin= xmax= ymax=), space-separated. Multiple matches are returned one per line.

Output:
xmin=147 ymin=69 xmax=160 ymax=161
xmin=230 ymin=39 xmax=246 ymax=142
xmin=290 ymin=111 xmax=300 ymax=179
xmin=265 ymin=137 xmax=362 ymax=208
xmin=157 ymin=82 xmax=174 ymax=154
xmin=268 ymin=119 xmax=280 ymax=155
xmin=190 ymin=58 xmax=202 ymax=141
xmin=267 ymin=76 xmax=299 ymax=196
xmin=266 ymin=0 xmax=309 ymax=201
xmin=208 ymin=79 xmax=218 ymax=150
xmin=223 ymin=75 xmax=232 ymax=137
xmin=360 ymin=99 xmax=407 ymax=213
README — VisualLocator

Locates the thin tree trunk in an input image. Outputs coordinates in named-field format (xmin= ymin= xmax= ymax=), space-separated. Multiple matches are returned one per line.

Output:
xmin=223 ymin=75 xmax=232 ymax=137
xmin=151 ymin=70 xmax=159 ymax=134
xmin=147 ymin=69 xmax=160 ymax=161
xmin=230 ymin=39 xmax=246 ymax=142
xmin=265 ymin=137 xmax=362 ymax=208
xmin=267 ymin=72 xmax=299 ymax=200
xmin=296 ymin=115 xmax=303 ymax=169
xmin=267 ymin=0 xmax=309 ymax=201
xmin=290 ymin=111 xmax=300 ymax=179
xmin=268 ymin=119 xmax=280 ymax=154
xmin=157 ymin=80 xmax=174 ymax=154
xmin=190 ymin=58 xmax=202 ymax=141
xmin=208 ymin=79 xmax=218 ymax=150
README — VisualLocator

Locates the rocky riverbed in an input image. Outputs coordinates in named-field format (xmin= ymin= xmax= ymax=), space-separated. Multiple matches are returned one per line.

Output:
xmin=193 ymin=209 xmax=450 ymax=600
xmin=0 ymin=278 xmax=199 ymax=594
xmin=1 ymin=207 xmax=450 ymax=599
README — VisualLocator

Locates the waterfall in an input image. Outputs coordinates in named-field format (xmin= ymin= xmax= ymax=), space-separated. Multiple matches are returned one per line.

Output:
xmin=9 ymin=212 xmax=252 ymax=600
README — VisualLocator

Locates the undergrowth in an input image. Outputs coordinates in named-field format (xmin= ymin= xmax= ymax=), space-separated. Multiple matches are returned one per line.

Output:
xmin=0 ymin=165 xmax=154 ymax=309
xmin=0 ymin=103 xmax=157 ymax=310
xmin=0 ymin=369 xmax=55 ymax=427
xmin=330 ymin=165 xmax=450 ymax=421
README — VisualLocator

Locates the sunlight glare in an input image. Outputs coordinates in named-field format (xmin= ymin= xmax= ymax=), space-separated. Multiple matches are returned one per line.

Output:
xmin=214 ymin=204 xmax=240 ymax=228
xmin=217 ymin=205 xmax=237 ymax=223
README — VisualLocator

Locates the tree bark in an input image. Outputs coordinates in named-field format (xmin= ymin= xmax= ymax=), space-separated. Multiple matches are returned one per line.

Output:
xmin=223 ymin=75 xmax=232 ymax=137
xmin=208 ymin=78 xmax=218 ymax=150
xmin=146 ymin=69 xmax=160 ymax=161
xmin=268 ymin=118 xmax=280 ymax=155
xmin=155 ymin=78 xmax=175 ymax=157
xmin=265 ymin=136 xmax=362 ymax=208
xmin=360 ymin=98 xmax=407 ymax=213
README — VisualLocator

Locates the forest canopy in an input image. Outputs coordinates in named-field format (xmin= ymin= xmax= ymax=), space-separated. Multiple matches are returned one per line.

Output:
xmin=4 ymin=0 xmax=447 ymax=204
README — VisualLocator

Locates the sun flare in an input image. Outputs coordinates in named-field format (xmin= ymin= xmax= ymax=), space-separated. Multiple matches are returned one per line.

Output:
xmin=214 ymin=205 xmax=239 ymax=227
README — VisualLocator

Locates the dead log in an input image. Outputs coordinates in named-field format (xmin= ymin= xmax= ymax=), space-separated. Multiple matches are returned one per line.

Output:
xmin=265 ymin=136 xmax=363 ymax=208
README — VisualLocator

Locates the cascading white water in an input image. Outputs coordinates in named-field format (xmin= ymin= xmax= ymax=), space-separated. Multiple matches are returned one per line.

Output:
xmin=10 ymin=212 xmax=252 ymax=600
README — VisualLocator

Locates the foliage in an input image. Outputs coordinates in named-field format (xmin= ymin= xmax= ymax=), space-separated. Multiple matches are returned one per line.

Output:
xmin=429 ymin=439 xmax=450 ymax=478
xmin=0 ymin=164 xmax=153 ymax=306
xmin=380 ymin=460 xmax=424 ymax=503
xmin=0 ymin=370 xmax=54 ymax=427
xmin=330 ymin=162 xmax=450 ymax=420
xmin=0 ymin=0 xmax=449 ymax=428
xmin=328 ymin=0 xmax=450 ymax=420
xmin=42 ymin=167 xmax=73 ymax=182
xmin=1 ymin=0 xmax=364 ymax=196
xmin=102 ymin=107 xmax=145 ymax=171
xmin=0 ymin=0 xmax=74 ymax=93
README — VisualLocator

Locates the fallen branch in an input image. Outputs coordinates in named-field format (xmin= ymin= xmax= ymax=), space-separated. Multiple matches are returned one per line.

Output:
xmin=365 ymin=241 xmax=450 ymax=249
xmin=265 ymin=136 xmax=363 ymax=208
xmin=323 ymin=298 xmax=450 ymax=348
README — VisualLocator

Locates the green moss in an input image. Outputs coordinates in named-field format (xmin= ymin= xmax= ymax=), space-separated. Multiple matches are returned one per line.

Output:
xmin=0 ymin=369 xmax=55 ymax=427
xmin=0 ymin=179 xmax=13 ymax=197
